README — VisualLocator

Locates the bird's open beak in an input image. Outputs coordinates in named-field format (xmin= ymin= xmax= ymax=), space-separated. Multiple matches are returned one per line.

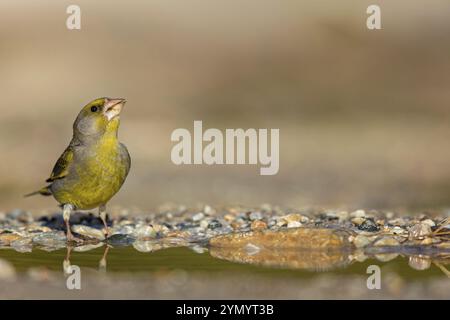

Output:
xmin=104 ymin=98 xmax=126 ymax=121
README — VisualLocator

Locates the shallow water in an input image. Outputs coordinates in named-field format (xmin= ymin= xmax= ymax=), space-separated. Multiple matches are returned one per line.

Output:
xmin=0 ymin=246 xmax=448 ymax=281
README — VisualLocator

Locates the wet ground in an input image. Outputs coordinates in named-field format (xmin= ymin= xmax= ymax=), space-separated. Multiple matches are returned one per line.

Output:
xmin=0 ymin=206 xmax=449 ymax=299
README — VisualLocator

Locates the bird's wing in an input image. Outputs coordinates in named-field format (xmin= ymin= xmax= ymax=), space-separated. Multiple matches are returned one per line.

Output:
xmin=46 ymin=146 xmax=74 ymax=182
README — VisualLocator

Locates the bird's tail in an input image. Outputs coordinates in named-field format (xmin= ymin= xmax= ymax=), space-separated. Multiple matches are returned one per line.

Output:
xmin=24 ymin=185 xmax=52 ymax=197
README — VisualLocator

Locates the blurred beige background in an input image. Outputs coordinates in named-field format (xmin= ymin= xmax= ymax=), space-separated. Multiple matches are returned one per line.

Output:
xmin=0 ymin=0 xmax=449 ymax=212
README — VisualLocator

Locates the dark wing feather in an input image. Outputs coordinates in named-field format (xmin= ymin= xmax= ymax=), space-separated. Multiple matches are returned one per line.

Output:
xmin=46 ymin=146 xmax=74 ymax=182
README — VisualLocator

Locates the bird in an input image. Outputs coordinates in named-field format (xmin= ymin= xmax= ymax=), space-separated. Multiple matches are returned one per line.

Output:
xmin=26 ymin=97 xmax=131 ymax=242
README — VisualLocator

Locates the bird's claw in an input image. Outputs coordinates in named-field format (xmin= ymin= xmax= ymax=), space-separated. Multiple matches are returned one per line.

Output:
xmin=66 ymin=232 xmax=83 ymax=244
xmin=103 ymin=227 xmax=111 ymax=241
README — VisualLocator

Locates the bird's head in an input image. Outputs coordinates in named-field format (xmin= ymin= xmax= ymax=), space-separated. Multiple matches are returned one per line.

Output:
xmin=73 ymin=97 xmax=126 ymax=140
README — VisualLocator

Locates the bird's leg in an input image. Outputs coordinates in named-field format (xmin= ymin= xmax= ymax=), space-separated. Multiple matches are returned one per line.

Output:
xmin=63 ymin=204 xmax=81 ymax=243
xmin=99 ymin=204 xmax=111 ymax=239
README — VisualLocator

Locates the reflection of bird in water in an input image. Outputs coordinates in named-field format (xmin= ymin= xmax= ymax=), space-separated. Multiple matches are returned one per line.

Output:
xmin=63 ymin=244 xmax=111 ymax=277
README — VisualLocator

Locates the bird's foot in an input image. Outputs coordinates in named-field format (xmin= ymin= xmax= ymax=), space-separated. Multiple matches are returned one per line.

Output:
xmin=102 ymin=227 xmax=111 ymax=240
xmin=66 ymin=231 xmax=83 ymax=244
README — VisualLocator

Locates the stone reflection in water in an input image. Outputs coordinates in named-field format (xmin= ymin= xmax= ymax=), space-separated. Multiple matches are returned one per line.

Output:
xmin=210 ymin=246 xmax=351 ymax=271
xmin=408 ymin=255 xmax=431 ymax=271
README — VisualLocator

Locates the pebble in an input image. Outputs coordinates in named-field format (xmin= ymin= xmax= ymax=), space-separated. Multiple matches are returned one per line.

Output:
xmin=251 ymin=220 xmax=268 ymax=231
xmin=350 ymin=210 xmax=366 ymax=218
xmin=388 ymin=218 xmax=406 ymax=227
xmin=32 ymin=231 xmax=66 ymax=247
xmin=287 ymin=221 xmax=302 ymax=229
xmin=249 ymin=212 xmax=263 ymax=221
xmin=336 ymin=211 xmax=349 ymax=221
xmin=284 ymin=214 xmax=300 ymax=222
xmin=199 ymin=220 xmax=209 ymax=229
xmin=0 ymin=233 xmax=22 ymax=246
xmin=374 ymin=237 xmax=400 ymax=247
xmin=408 ymin=223 xmax=432 ymax=240
xmin=421 ymin=219 xmax=435 ymax=228
xmin=208 ymin=220 xmax=222 ymax=229
xmin=351 ymin=217 xmax=365 ymax=226
xmin=391 ymin=226 xmax=405 ymax=235
xmin=72 ymin=225 xmax=105 ymax=240
xmin=134 ymin=225 xmax=157 ymax=239
xmin=224 ymin=214 xmax=235 ymax=222
xmin=357 ymin=219 xmax=379 ymax=232
xmin=192 ymin=212 xmax=205 ymax=222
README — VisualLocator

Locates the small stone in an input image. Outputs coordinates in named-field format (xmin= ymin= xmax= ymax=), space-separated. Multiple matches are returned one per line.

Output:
xmin=353 ymin=235 xmax=371 ymax=248
xmin=134 ymin=225 xmax=157 ymax=239
xmin=192 ymin=212 xmax=205 ymax=222
xmin=0 ymin=233 xmax=22 ymax=246
xmin=391 ymin=226 xmax=405 ymax=235
xmin=351 ymin=217 xmax=365 ymax=226
xmin=224 ymin=214 xmax=235 ymax=222
xmin=408 ymin=256 xmax=431 ymax=270
xmin=208 ymin=220 xmax=222 ymax=229
xmin=72 ymin=225 xmax=105 ymax=240
xmin=251 ymin=220 xmax=268 ymax=231
xmin=388 ymin=218 xmax=406 ymax=227
xmin=203 ymin=205 xmax=214 ymax=215
xmin=408 ymin=223 xmax=432 ymax=240
xmin=249 ymin=212 xmax=263 ymax=221
xmin=350 ymin=210 xmax=366 ymax=218
xmin=336 ymin=211 xmax=349 ymax=221
xmin=287 ymin=221 xmax=302 ymax=229
xmin=32 ymin=231 xmax=66 ymax=247
xmin=357 ymin=219 xmax=379 ymax=232
xmin=199 ymin=220 xmax=209 ymax=229
xmin=0 ymin=259 xmax=16 ymax=280
xmin=374 ymin=237 xmax=400 ymax=247
xmin=231 ymin=222 xmax=244 ymax=230
xmin=284 ymin=214 xmax=301 ymax=223
xmin=421 ymin=219 xmax=435 ymax=228
xmin=113 ymin=225 xmax=135 ymax=235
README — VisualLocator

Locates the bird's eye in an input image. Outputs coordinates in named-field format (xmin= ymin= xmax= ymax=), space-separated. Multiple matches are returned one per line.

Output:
xmin=90 ymin=106 xmax=98 ymax=112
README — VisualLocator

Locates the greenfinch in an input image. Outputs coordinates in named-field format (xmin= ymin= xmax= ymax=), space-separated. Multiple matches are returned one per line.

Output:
xmin=26 ymin=97 xmax=131 ymax=242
